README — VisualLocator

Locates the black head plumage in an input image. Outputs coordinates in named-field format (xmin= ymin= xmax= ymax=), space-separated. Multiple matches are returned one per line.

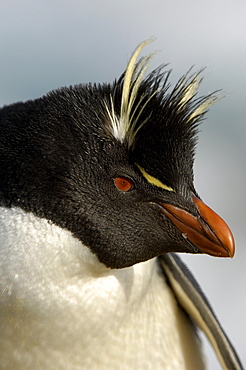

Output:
xmin=0 ymin=40 xmax=233 ymax=268
xmin=104 ymin=41 xmax=220 ymax=194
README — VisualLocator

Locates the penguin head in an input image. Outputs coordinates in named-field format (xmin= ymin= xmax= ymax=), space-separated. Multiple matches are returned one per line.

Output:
xmin=0 ymin=40 xmax=234 ymax=269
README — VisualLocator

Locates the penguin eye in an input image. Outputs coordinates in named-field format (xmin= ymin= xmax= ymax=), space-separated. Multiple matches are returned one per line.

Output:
xmin=114 ymin=177 xmax=134 ymax=192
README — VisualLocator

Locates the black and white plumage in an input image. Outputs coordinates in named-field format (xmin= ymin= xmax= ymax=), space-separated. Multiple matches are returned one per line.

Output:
xmin=0 ymin=40 xmax=243 ymax=369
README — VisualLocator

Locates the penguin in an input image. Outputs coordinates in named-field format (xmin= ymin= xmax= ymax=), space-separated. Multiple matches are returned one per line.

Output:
xmin=0 ymin=39 xmax=243 ymax=370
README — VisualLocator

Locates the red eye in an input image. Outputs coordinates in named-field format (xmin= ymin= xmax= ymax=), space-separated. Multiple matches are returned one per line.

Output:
xmin=114 ymin=177 xmax=134 ymax=192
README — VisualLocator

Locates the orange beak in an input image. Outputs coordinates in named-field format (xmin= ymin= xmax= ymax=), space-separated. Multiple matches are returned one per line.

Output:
xmin=162 ymin=197 xmax=235 ymax=258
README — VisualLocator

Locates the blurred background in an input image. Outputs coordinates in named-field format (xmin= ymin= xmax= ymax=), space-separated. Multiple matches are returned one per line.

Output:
xmin=1 ymin=1 xmax=245 ymax=368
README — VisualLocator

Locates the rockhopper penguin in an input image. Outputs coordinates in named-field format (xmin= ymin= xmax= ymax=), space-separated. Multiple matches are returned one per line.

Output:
xmin=0 ymin=40 xmax=243 ymax=369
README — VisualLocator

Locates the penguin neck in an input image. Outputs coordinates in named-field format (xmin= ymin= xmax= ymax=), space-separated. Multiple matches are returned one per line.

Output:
xmin=0 ymin=206 xmax=157 ymax=336
xmin=0 ymin=205 xmax=155 ymax=299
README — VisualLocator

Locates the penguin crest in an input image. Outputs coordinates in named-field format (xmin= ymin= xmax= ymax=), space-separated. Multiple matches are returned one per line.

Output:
xmin=105 ymin=39 xmax=222 ymax=150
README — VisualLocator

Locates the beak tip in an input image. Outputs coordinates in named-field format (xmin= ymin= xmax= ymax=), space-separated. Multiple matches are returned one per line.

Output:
xmin=193 ymin=197 xmax=235 ymax=259
xmin=162 ymin=198 xmax=235 ymax=259
xmin=227 ymin=236 xmax=235 ymax=258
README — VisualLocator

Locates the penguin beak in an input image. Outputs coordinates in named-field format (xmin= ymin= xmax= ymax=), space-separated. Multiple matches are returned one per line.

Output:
xmin=162 ymin=197 xmax=235 ymax=258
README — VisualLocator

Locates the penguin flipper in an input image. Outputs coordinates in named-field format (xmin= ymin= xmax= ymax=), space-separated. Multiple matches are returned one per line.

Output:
xmin=159 ymin=253 xmax=243 ymax=370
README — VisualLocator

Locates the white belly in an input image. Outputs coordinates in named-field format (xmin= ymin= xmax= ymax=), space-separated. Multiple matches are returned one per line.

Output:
xmin=0 ymin=207 xmax=205 ymax=369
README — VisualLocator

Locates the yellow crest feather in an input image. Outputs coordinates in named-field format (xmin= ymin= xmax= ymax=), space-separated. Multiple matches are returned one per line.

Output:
xmin=105 ymin=40 xmax=222 ymax=148
xmin=137 ymin=165 xmax=174 ymax=192
xmin=105 ymin=39 xmax=158 ymax=147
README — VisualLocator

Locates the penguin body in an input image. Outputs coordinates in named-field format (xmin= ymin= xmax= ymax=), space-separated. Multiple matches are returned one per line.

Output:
xmin=0 ymin=40 xmax=243 ymax=369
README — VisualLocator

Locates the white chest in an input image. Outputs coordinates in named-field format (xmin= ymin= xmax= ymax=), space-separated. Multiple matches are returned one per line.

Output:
xmin=0 ymin=207 xmax=204 ymax=369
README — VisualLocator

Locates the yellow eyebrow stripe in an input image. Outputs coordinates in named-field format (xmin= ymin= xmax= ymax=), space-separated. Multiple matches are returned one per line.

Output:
xmin=136 ymin=165 xmax=174 ymax=192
